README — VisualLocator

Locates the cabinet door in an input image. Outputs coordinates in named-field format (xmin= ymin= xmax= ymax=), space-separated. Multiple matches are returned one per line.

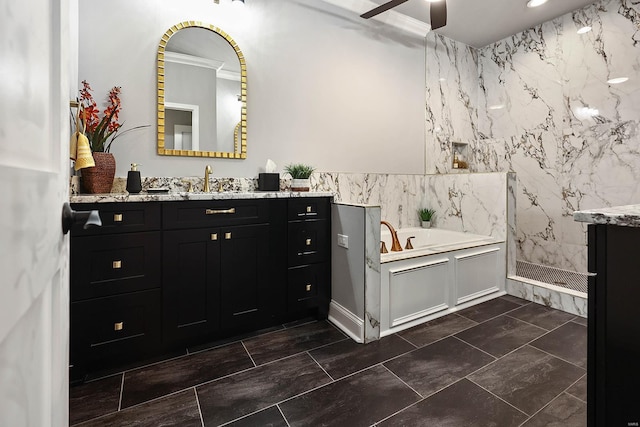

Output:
xmin=163 ymin=228 xmax=221 ymax=347
xmin=220 ymin=224 xmax=270 ymax=329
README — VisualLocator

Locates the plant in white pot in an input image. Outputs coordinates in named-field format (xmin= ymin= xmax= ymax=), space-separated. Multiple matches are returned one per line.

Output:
xmin=418 ymin=208 xmax=436 ymax=228
xmin=285 ymin=163 xmax=315 ymax=192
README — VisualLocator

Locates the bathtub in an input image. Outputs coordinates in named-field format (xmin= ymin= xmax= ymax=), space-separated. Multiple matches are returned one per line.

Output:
xmin=379 ymin=227 xmax=506 ymax=336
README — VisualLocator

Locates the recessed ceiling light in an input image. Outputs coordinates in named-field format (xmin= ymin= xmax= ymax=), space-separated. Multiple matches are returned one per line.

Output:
xmin=577 ymin=26 xmax=592 ymax=34
xmin=527 ymin=0 xmax=548 ymax=8
xmin=607 ymin=77 xmax=629 ymax=84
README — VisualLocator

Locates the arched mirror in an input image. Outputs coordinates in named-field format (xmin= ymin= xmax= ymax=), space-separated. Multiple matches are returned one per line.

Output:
xmin=157 ymin=21 xmax=246 ymax=159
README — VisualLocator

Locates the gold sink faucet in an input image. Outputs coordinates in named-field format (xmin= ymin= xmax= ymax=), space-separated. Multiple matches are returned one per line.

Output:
xmin=381 ymin=221 xmax=402 ymax=252
xmin=204 ymin=165 xmax=212 ymax=192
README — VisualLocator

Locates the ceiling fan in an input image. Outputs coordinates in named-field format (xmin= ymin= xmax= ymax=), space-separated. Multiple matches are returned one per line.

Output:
xmin=360 ymin=0 xmax=447 ymax=30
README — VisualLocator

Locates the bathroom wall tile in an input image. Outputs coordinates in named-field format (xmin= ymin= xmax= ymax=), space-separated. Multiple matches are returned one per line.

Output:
xmin=242 ymin=321 xmax=346 ymax=366
xmin=455 ymin=316 xmax=546 ymax=358
xmin=69 ymin=374 xmax=122 ymax=425
xmin=530 ymin=321 xmax=587 ymax=368
xmin=384 ymin=337 xmax=495 ymax=398
xmin=378 ymin=379 xmax=528 ymax=427
xmin=397 ymin=313 xmax=478 ymax=348
xmin=197 ymin=353 xmax=331 ymax=426
xmin=521 ymin=393 xmax=587 ymax=427
xmin=75 ymin=389 xmax=202 ymax=427
xmin=469 ymin=345 xmax=585 ymax=415
xmin=279 ymin=365 xmax=420 ymax=427
xmin=507 ymin=301 xmax=576 ymax=331
xmin=120 ymin=341 xmax=253 ymax=408
xmin=364 ymin=206 xmax=382 ymax=342
xmin=507 ymin=277 xmax=588 ymax=317
xmin=310 ymin=334 xmax=414 ymax=380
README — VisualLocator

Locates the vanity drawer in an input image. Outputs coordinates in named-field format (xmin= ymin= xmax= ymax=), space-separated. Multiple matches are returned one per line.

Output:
xmin=162 ymin=199 xmax=269 ymax=229
xmin=71 ymin=232 xmax=161 ymax=301
xmin=287 ymin=263 xmax=329 ymax=312
xmin=70 ymin=202 xmax=161 ymax=236
xmin=70 ymin=289 xmax=161 ymax=372
xmin=288 ymin=220 xmax=329 ymax=265
xmin=287 ymin=198 xmax=330 ymax=221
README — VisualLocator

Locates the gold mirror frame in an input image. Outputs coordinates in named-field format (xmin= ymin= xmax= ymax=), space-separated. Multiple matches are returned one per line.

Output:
xmin=157 ymin=21 xmax=247 ymax=159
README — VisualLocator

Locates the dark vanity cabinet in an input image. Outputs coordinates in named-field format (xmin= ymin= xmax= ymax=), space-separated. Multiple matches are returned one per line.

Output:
xmin=287 ymin=198 xmax=331 ymax=317
xmin=70 ymin=196 xmax=328 ymax=379
xmin=588 ymin=225 xmax=640 ymax=426
xmin=69 ymin=202 xmax=163 ymax=381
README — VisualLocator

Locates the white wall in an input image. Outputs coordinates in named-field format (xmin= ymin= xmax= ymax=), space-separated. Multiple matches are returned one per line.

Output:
xmin=78 ymin=0 xmax=426 ymax=177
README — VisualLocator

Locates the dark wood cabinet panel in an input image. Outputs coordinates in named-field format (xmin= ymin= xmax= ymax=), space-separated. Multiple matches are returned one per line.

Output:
xmin=288 ymin=220 xmax=329 ymax=266
xmin=70 ymin=202 xmax=161 ymax=236
xmin=163 ymin=199 xmax=269 ymax=230
xmin=287 ymin=263 xmax=329 ymax=313
xmin=162 ymin=228 xmax=221 ymax=347
xmin=71 ymin=232 xmax=161 ymax=301
xmin=287 ymin=198 xmax=329 ymax=221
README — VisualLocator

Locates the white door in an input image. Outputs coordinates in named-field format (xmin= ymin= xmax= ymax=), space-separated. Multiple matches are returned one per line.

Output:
xmin=0 ymin=0 xmax=75 ymax=425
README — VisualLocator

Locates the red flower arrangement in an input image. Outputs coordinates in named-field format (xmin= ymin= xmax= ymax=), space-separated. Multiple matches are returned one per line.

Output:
xmin=78 ymin=80 xmax=147 ymax=153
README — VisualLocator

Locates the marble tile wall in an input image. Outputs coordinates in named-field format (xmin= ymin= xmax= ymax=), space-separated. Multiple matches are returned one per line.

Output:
xmin=427 ymin=0 xmax=640 ymax=273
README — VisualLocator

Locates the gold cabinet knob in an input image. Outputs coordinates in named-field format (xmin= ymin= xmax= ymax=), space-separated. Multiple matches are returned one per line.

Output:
xmin=225 ymin=232 xmax=232 ymax=240
xmin=306 ymin=284 xmax=312 ymax=291
xmin=306 ymin=206 xmax=312 ymax=213
xmin=114 ymin=322 xmax=124 ymax=331
xmin=112 ymin=260 xmax=122 ymax=269
xmin=211 ymin=233 xmax=218 ymax=241
xmin=114 ymin=213 xmax=123 ymax=222
xmin=306 ymin=238 xmax=312 ymax=246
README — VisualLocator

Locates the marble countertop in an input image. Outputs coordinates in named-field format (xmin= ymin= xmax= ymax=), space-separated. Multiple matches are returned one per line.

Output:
xmin=70 ymin=191 xmax=335 ymax=204
xmin=573 ymin=204 xmax=640 ymax=227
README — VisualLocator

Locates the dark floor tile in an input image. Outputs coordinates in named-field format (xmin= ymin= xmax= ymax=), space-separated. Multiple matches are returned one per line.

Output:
xmin=566 ymin=375 xmax=587 ymax=402
xmin=530 ymin=321 xmax=587 ymax=368
xmin=121 ymin=341 xmax=253 ymax=409
xmin=397 ymin=313 xmax=477 ymax=347
xmin=75 ymin=389 xmax=201 ymax=427
xmin=378 ymin=379 xmax=528 ymax=427
xmin=225 ymin=405 xmax=288 ymax=427
xmin=197 ymin=353 xmax=330 ymax=426
xmin=508 ymin=302 xmax=576 ymax=330
xmin=243 ymin=320 xmax=346 ymax=365
xmin=457 ymin=297 xmax=522 ymax=322
xmin=310 ymin=334 xmax=414 ymax=379
xmin=69 ymin=374 xmax=122 ymax=426
xmin=455 ymin=315 xmax=546 ymax=357
xmin=572 ymin=316 xmax=588 ymax=326
xmin=521 ymin=393 xmax=587 ymax=427
xmin=469 ymin=345 xmax=585 ymax=415
xmin=384 ymin=336 xmax=495 ymax=398
xmin=280 ymin=365 xmax=420 ymax=427
xmin=500 ymin=295 xmax=531 ymax=306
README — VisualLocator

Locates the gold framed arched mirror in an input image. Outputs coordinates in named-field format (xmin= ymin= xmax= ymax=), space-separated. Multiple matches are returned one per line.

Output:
xmin=157 ymin=21 xmax=247 ymax=159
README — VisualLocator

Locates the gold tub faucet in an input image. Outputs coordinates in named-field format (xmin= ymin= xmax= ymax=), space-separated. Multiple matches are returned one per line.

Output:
xmin=381 ymin=221 xmax=403 ymax=252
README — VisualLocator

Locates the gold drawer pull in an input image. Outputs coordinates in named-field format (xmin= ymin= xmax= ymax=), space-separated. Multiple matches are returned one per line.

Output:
xmin=114 ymin=322 xmax=124 ymax=331
xmin=225 ymin=232 xmax=232 ymax=240
xmin=205 ymin=208 xmax=236 ymax=215
xmin=306 ymin=284 xmax=312 ymax=291
xmin=211 ymin=233 xmax=218 ymax=241
xmin=114 ymin=213 xmax=123 ymax=222
xmin=306 ymin=238 xmax=312 ymax=246
xmin=112 ymin=260 xmax=122 ymax=269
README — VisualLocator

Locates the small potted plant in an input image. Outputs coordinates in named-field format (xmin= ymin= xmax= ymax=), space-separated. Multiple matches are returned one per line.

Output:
xmin=418 ymin=208 xmax=436 ymax=228
xmin=284 ymin=163 xmax=315 ymax=192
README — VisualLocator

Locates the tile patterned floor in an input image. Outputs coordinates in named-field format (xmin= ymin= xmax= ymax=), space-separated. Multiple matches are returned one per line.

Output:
xmin=69 ymin=296 xmax=588 ymax=426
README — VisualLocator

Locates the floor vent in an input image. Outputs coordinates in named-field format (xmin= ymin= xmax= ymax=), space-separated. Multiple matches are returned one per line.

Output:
xmin=516 ymin=260 xmax=589 ymax=294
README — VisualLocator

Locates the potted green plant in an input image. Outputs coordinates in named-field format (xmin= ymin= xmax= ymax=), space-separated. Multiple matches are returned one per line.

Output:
xmin=418 ymin=208 xmax=436 ymax=228
xmin=284 ymin=163 xmax=315 ymax=192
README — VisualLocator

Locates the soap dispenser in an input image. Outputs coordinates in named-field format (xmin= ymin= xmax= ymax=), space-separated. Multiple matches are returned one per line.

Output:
xmin=126 ymin=163 xmax=142 ymax=194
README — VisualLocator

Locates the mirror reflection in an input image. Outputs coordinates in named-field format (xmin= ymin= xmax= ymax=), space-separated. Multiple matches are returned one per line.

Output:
xmin=157 ymin=22 xmax=246 ymax=159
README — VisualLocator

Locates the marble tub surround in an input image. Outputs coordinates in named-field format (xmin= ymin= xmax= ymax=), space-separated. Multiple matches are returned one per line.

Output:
xmin=574 ymin=204 xmax=640 ymax=227
xmin=424 ymin=0 xmax=640 ymax=274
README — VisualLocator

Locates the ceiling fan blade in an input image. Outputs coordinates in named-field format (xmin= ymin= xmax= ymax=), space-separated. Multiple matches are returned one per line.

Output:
xmin=430 ymin=0 xmax=447 ymax=30
xmin=360 ymin=0 xmax=409 ymax=19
